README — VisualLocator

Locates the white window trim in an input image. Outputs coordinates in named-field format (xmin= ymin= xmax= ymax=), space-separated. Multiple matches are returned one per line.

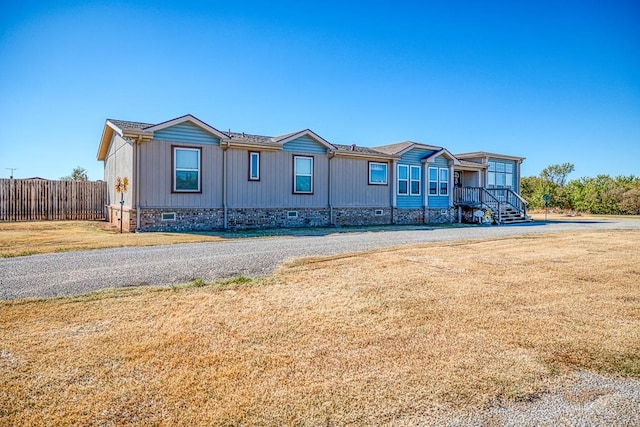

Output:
xmin=439 ymin=168 xmax=449 ymax=196
xmin=397 ymin=164 xmax=409 ymax=195
xmin=487 ymin=161 xmax=514 ymax=189
xmin=293 ymin=156 xmax=313 ymax=194
xmin=410 ymin=165 xmax=421 ymax=196
xmin=249 ymin=151 xmax=260 ymax=181
xmin=428 ymin=167 xmax=438 ymax=195
xmin=173 ymin=147 xmax=201 ymax=192
xmin=369 ymin=162 xmax=388 ymax=185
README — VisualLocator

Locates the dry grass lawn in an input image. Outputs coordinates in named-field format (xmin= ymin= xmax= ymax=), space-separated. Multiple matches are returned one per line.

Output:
xmin=0 ymin=221 xmax=223 ymax=257
xmin=1 ymin=230 xmax=639 ymax=425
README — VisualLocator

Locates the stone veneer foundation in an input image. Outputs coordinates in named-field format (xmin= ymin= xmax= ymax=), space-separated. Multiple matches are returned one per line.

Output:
xmin=132 ymin=206 xmax=457 ymax=232
xmin=106 ymin=205 xmax=136 ymax=232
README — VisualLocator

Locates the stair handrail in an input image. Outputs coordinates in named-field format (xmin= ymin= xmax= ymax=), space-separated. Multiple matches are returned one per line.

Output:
xmin=480 ymin=188 xmax=502 ymax=223
xmin=506 ymin=189 xmax=529 ymax=218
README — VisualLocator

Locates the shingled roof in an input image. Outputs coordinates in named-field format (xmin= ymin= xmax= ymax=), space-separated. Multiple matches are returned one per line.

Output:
xmin=332 ymin=144 xmax=390 ymax=156
xmin=106 ymin=119 xmax=154 ymax=131
xmin=373 ymin=141 xmax=415 ymax=155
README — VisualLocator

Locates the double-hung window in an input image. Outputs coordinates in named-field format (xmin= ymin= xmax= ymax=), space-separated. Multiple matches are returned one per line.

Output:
xmin=428 ymin=167 xmax=449 ymax=196
xmin=410 ymin=166 xmax=421 ymax=195
xmin=369 ymin=162 xmax=388 ymax=185
xmin=294 ymin=156 xmax=313 ymax=193
xmin=429 ymin=167 xmax=438 ymax=195
xmin=173 ymin=146 xmax=201 ymax=192
xmin=249 ymin=151 xmax=260 ymax=181
xmin=439 ymin=168 xmax=449 ymax=196
xmin=397 ymin=165 xmax=409 ymax=195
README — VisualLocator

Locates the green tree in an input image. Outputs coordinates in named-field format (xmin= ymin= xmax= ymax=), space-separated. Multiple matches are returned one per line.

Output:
xmin=534 ymin=163 xmax=575 ymax=209
xmin=540 ymin=163 xmax=575 ymax=187
xmin=61 ymin=166 xmax=89 ymax=181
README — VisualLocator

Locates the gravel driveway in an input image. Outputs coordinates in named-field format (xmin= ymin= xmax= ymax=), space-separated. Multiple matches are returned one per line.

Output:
xmin=2 ymin=218 xmax=639 ymax=301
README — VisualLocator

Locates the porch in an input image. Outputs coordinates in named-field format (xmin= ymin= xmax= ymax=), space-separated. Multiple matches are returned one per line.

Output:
xmin=454 ymin=187 xmax=531 ymax=224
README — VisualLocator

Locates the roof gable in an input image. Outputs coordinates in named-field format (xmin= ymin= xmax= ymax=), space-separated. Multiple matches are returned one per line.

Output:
xmin=421 ymin=148 xmax=460 ymax=165
xmin=374 ymin=141 xmax=442 ymax=156
xmin=274 ymin=129 xmax=335 ymax=150
xmin=145 ymin=114 xmax=229 ymax=140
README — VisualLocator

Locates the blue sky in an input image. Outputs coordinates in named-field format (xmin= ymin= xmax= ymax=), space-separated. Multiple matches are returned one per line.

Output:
xmin=1 ymin=1 xmax=638 ymax=181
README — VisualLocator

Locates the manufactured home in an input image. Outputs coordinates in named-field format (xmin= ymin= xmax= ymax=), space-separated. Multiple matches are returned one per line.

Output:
xmin=97 ymin=114 xmax=529 ymax=231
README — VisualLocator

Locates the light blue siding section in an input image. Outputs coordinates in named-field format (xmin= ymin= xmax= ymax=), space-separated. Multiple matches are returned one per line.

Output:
xmin=282 ymin=135 xmax=328 ymax=154
xmin=428 ymin=156 xmax=450 ymax=208
xmin=396 ymin=147 xmax=435 ymax=209
xmin=153 ymin=122 xmax=220 ymax=145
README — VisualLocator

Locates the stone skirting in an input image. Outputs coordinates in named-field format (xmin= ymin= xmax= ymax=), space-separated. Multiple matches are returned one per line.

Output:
xmin=392 ymin=208 xmax=425 ymax=224
xmin=333 ymin=207 xmax=392 ymax=226
xmin=228 ymin=207 xmax=330 ymax=230
xmin=133 ymin=206 xmax=456 ymax=232
xmin=425 ymin=207 xmax=457 ymax=224
xmin=138 ymin=208 xmax=224 ymax=232
xmin=106 ymin=205 xmax=136 ymax=232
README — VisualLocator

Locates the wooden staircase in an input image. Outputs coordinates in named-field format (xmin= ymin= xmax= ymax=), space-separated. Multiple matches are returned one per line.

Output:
xmin=454 ymin=187 xmax=532 ymax=225
xmin=496 ymin=205 xmax=532 ymax=224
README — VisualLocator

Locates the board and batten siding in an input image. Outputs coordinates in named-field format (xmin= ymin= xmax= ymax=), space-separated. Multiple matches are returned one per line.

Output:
xmin=138 ymin=139 xmax=223 ymax=208
xmin=396 ymin=147 xmax=436 ymax=209
xmin=104 ymin=133 xmax=134 ymax=208
xmin=330 ymin=157 xmax=390 ymax=207
xmin=152 ymin=122 xmax=221 ymax=145
xmin=427 ymin=155 xmax=451 ymax=209
xmin=227 ymin=148 xmax=329 ymax=208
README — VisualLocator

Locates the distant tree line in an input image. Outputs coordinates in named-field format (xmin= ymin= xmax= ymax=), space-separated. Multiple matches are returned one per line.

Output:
xmin=521 ymin=163 xmax=640 ymax=215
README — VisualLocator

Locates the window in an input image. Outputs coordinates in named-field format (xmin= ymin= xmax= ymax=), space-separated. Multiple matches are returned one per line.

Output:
xmin=161 ymin=212 xmax=176 ymax=221
xmin=429 ymin=167 xmax=449 ymax=196
xmin=369 ymin=162 xmax=388 ymax=185
xmin=487 ymin=161 xmax=513 ymax=188
xmin=293 ymin=156 xmax=313 ymax=193
xmin=397 ymin=165 xmax=409 ymax=195
xmin=173 ymin=147 xmax=201 ymax=192
xmin=410 ymin=166 xmax=421 ymax=195
xmin=439 ymin=168 xmax=449 ymax=196
xmin=429 ymin=167 xmax=438 ymax=195
xmin=487 ymin=161 xmax=496 ymax=186
xmin=505 ymin=163 xmax=514 ymax=189
xmin=249 ymin=151 xmax=260 ymax=181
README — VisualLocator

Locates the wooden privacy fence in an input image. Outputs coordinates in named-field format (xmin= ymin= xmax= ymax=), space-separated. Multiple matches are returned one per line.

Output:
xmin=0 ymin=179 xmax=107 ymax=221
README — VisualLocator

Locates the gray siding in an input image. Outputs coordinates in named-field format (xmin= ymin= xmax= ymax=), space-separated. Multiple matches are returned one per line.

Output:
xmin=138 ymin=139 xmax=223 ymax=208
xmin=330 ymin=157 xmax=390 ymax=207
xmin=227 ymin=149 xmax=329 ymax=208
xmin=104 ymin=133 xmax=133 ymax=208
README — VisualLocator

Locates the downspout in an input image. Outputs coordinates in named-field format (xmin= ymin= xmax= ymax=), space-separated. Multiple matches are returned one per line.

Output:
xmin=328 ymin=151 xmax=334 ymax=225
xmin=223 ymin=141 xmax=229 ymax=229
xmin=391 ymin=160 xmax=397 ymax=224
xmin=423 ymin=163 xmax=428 ymax=223
xmin=135 ymin=136 xmax=142 ymax=232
